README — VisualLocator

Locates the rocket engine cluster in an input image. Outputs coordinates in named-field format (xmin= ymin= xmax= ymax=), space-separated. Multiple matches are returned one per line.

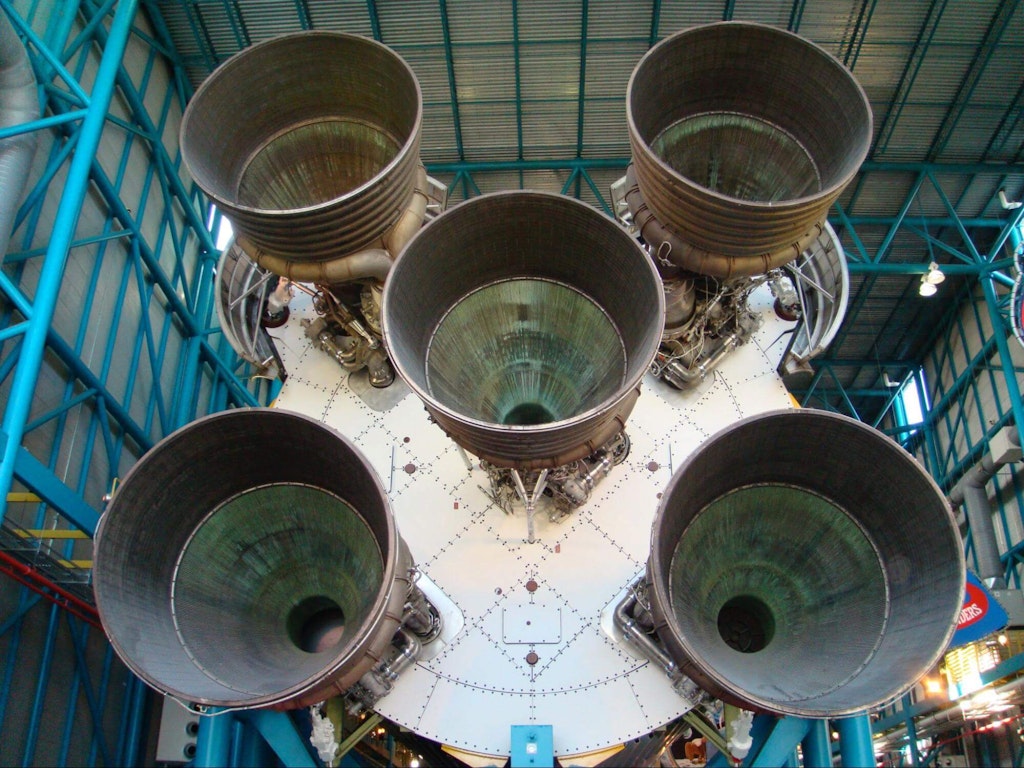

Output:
xmin=91 ymin=21 xmax=965 ymax=763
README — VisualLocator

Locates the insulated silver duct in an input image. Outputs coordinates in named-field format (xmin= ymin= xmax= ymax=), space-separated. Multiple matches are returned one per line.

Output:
xmin=0 ymin=10 xmax=39 ymax=260
xmin=214 ymin=238 xmax=285 ymax=380
xmin=93 ymin=409 xmax=417 ymax=710
xmin=949 ymin=426 xmax=1021 ymax=590
xmin=647 ymin=409 xmax=965 ymax=717
xmin=625 ymin=22 xmax=872 ymax=278
xmin=382 ymin=191 xmax=665 ymax=469
xmin=777 ymin=221 xmax=851 ymax=384
xmin=180 ymin=31 xmax=423 ymax=265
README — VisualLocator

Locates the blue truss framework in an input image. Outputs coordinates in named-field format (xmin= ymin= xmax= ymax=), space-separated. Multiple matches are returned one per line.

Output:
xmin=0 ymin=2 xmax=1020 ymax=765
xmin=0 ymin=1 xmax=274 ymax=764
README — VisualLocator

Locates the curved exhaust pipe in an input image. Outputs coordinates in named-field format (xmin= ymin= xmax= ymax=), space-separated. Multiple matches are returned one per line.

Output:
xmin=0 ymin=11 xmax=39 ymax=259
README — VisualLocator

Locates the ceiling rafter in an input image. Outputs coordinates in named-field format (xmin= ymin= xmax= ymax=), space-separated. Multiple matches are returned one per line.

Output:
xmin=138 ymin=0 xmax=1024 ymax=427
xmin=925 ymin=0 xmax=1019 ymax=163
xmin=872 ymin=0 xmax=948 ymax=157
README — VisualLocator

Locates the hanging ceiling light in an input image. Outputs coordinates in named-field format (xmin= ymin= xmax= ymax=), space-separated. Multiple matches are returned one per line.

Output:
xmin=925 ymin=262 xmax=946 ymax=284
xmin=919 ymin=262 xmax=944 ymax=296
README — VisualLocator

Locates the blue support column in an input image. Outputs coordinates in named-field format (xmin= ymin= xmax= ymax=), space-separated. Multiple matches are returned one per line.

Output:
xmin=118 ymin=675 xmax=150 ymax=767
xmin=238 ymin=709 xmax=317 ymax=767
xmin=174 ymin=249 xmax=217 ymax=429
xmin=982 ymin=275 xmax=1024 ymax=433
xmin=232 ymin=716 xmax=278 ymax=767
xmin=903 ymin=693 xmax=921 ymax=766
xmin=802 ymin=720 xmax=833 ymax=768
xmin=745 ymin=715 xmax=812 ymax=767
xmin=195 ymin=711 xmax=235 ymax=768
xmin=0 ymin=0 xmax=139 ymax=521
xmin=837 ymin=714 xmax=875 ymax=768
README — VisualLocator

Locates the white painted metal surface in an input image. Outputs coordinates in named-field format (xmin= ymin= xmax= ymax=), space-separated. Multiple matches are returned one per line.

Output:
xmin=271 ymin=285 xmax=795 ymax=762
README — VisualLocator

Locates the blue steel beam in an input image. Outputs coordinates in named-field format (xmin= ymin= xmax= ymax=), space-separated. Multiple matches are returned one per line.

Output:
xmin=175 ymin=250 xmax=218 ymax=427
xmin=221 ymin=0 xmax=251 ymax=51
xmin=648 ymin=0 xmax=660 ymax=46
xmin=365 ymin=0 xmax=382 ymax=41
xmin=194 ymin=710 xmax=234 ymax=768
xmin=839 ymin=0 xmax=878 ymax=68
xmin=926 ymin=171 xmax=983 ymax=262
xmin=925 ymin=0 xmax=1018 ymax=163
xmin=0 ymin=109 xmax=87 ymax=140
xmin=183 ymin=2 xmax=221 ymax=69
xmin=427 ymin=157 xmax=1024 ymax=176
xmin=87 ymin=646 xmax=118 ymax=766
xmin=292 ymin=1 xmax=311 ymax=30
xmin=871 ymin=171 xmax=928 ymax=264
xmin=872 ymin=0 xmax=948 ymax=156
xmin=0 ymin=430 xmax=100 ymax=535
xmin=70 ymin=149 xmax=256 ymax=408
xmin=195 ymin=710 xmax=317 ymax=768
xmin=63 ymin=615 xmax=113 ymax=767
xmin=745 ymin=716 xmax=812 ymax=767
xmin=0 ymin=3 xmax=90 ymax=106
xmin=787 ymin=0 xmax=806 ymax=32
xmin=0 ymin=0 xmax=139 ymax=523
xmin=78 ymin=3 xmax=217 ymax=256
xmin=837 ymin=714 xmax=875 ymax=768
xmin=116 ymin=675 xmax=149 ymax=767
xmin=238 ymin=710 xmax=318 ymax=767
xmin=4 ymin=229 xmax=132 ymax=263
xmin=574 ymin=0 xmax=588 ymax=199
xmin=0 ymin=269 xmax=153 ymax=452
xmin=0 ymin=3 xmax=266 ymax=755
xmin=901 ymin=693 xmax=921 ymax=766
xmin=802 ymin=719 xmax=832 ymax=768
xmin=512 ymin=0 xmax=523 ymax=163
xmin=986 ymin=198 xmax=1024 ymax=263
xmin=983 ymin=276 xmax=1024 ymax=437
xmin=437 ymin=0 xmax=465 ymax=164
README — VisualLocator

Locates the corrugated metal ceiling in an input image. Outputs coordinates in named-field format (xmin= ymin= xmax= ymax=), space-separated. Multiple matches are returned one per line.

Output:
xmin=141 ymin=0 xmax=1024 ymax=424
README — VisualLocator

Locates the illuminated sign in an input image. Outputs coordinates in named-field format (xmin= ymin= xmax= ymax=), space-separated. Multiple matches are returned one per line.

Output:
xmin=949 ymin=571 xmax=1009 ymax=649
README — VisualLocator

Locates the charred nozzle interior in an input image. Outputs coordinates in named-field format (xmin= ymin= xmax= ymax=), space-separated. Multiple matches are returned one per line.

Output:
xmin=92 ymin=409 xmax=411 ymax=709
xmin=382 ymin=191 xmax=665 ymax=469
xmin=647 ymin=408 xmax=964 ymax=717
xmin=626 ymin=22 xmax=872 ymax=276
xmin=180 ymin=31 xmax=422 ymax=263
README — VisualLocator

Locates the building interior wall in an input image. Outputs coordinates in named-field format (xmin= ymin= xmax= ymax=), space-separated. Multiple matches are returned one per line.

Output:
xmin=0 ymin=0 xmax=269 ymax=763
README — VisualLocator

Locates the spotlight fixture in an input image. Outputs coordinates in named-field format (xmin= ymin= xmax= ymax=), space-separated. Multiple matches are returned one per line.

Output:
xmin=925 ymin=262 xmax=946 ymax=285
xmin=919 ymin=262 xmax=944 ymax=296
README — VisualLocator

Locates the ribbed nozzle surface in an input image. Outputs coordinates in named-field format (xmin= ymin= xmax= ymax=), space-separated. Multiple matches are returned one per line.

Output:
xmin=647 ymin=409 xmax=964 ymax=717
xmin=180 ymin=32 xmax=422 ymax=262
xmin=627 ymin=22 xmax=872 ymax=267
xmin=382 ymin=192 xmax=665 ymax=469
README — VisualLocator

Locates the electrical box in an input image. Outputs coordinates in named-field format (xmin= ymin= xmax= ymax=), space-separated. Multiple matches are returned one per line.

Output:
xmin=990 ymin=426 xmax=1022 ymax=465
xmin=155 ymin=697 xmax=199 ymax=764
